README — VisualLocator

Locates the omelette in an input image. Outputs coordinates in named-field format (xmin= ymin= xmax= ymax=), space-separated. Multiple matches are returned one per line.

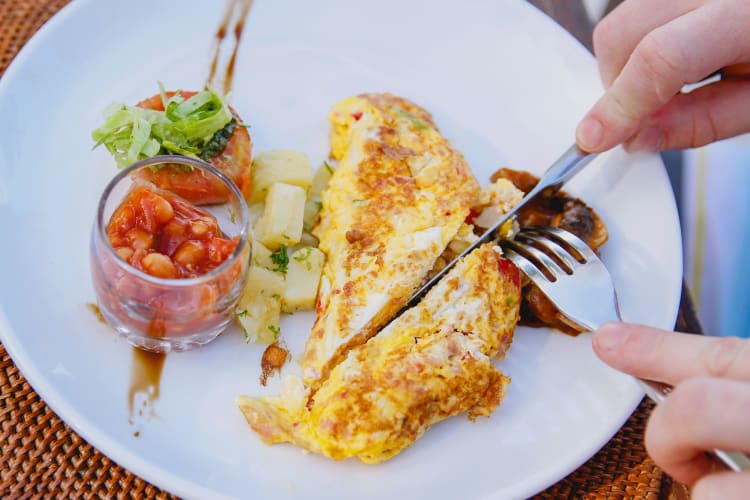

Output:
xmin=237 ymin=244 xmax=521 ymax=463
xmin=302 ymin=93 xmax=480 ymax=387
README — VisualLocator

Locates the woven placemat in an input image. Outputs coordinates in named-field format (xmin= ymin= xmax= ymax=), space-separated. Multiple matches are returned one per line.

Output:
xmin=0 ymin=1 xmax=687 ymax=498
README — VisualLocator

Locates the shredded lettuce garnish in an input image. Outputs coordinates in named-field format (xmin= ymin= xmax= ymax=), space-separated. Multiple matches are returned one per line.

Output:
xmin=91 ymin=87 xmax=234 ymax=168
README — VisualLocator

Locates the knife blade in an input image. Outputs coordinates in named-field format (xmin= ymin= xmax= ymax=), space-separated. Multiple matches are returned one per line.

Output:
xmin=389 ymin=144 xmax=596 ymax=322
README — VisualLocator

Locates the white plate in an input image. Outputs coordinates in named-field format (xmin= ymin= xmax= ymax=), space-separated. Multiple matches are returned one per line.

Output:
xmin=0 ymin=0 xmax=682 ymax=498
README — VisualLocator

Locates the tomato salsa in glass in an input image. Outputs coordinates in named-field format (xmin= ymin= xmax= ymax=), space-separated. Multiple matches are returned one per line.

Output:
xmin=91 ymin=156 xmax=249 ymax=352
xmin=107 ymin=183 xmax=238 ymax=279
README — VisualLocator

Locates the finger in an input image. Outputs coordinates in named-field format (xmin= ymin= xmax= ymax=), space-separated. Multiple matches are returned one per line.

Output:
xmin=577 ymin=0 xmax=750 ymax=152
xmin=692 ymin=471 xmax=750 ymax=500
xmin=593 ymin=323 xmax=750 ymax=384
xmin=593 ymin=0 xmax=702 ymax=86
xmin=625 ymin=80 xmax=750 ymax=151
xmin=645 ymin=377 xmax=750 ymax=484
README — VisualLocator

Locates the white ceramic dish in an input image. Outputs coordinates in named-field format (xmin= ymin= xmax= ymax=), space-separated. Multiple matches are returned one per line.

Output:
xmin=0 ymin=0 xmax=682 ymax=498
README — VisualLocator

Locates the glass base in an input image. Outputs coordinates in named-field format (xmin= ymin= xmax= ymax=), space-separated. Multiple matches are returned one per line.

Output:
xmin=98 ymin=301 xmax=227 ymax=353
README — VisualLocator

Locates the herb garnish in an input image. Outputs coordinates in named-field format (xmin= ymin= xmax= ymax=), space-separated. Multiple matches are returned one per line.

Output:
xmin=397 ymin=110 xmax=429 ymax=130
xmin=92 ymin=86 xmax=234 ymax=168
xmin=268 ymin=324 xmax=281 ymax=339
xmin=270 ymin=246 xmax=289 ymax=274
xmin=226 ymin=205 xmax=237 ymax=224
xmin=293 ymin=247 xmax=313 ymax=271
xmin=200 ymin=118 xmax=236 ymax=160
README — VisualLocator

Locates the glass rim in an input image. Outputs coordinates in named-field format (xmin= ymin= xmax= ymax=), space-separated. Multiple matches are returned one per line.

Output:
xmin=95 ymin=154 xmax=250 ymax=287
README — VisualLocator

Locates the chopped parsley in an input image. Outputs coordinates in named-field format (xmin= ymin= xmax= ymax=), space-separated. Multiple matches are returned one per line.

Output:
xmin=270 ymin=246 xmax=289 ymax=274
xmin=323 ymin=161 xmax=334 ymax=175
xmin=235 ymin=309 xmax=248 ymax=318
xmin=397 ymin=110 xmax=429 ymax=130
xmin=242 ymin=326 xmax=252 ymax=343
xmin=293 ymin=247 xmax=313 ymax=271
xmin=268 ymin=324 xmax=281 ymax=340
xmin=271 ymin=293 xmax=281 ymax=300
xmin=225 ymin=205 xmax=237 ymax=224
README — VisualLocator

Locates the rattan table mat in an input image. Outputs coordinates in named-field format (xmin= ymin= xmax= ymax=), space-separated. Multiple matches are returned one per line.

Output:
xmin=0 ymin=1 xmax=692 ymax=498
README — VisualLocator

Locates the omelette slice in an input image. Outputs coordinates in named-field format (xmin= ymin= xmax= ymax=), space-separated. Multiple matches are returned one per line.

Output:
xmin=237 ymin=244 xmax=520 ymax=464
xmin=303 ymin=93 xmax=481 ymax=386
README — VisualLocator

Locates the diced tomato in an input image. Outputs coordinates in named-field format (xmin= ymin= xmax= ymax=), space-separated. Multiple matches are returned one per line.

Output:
xmin=107 ymin=183 xmax=238 ymax=278
xmin=497 ymin=257 xmax=521 ymax=289
xmin=465 ymin=208 xmax=480 ymax=226
xmin=135 ymin=91 xmax=253 ymax=205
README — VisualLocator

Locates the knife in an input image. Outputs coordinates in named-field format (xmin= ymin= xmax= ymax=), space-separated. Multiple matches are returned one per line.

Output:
xmin=392 ymin=144 xmax=596 ymax=320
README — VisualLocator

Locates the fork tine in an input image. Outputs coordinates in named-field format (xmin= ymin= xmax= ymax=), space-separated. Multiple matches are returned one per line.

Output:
xmin=503 ymin=239 xmax=566 ymax=280
xmin=516 ymin=232 xmax=578 ymax=272
xmin=528 ymin=226 xmax=599 ymax=262
xmin=502 ymin=247 xmax=550 ymax=283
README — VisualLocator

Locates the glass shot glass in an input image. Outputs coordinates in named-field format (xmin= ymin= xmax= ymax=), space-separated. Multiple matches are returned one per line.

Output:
xmin=90 ymin=155 xmax=250 ymax=352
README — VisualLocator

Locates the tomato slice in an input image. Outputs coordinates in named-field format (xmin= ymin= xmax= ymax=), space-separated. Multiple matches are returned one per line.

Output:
xmin=135 ymin=90 xmax=252 ymax=205
xmin=107 ymin=182 xmax=238 ymax=278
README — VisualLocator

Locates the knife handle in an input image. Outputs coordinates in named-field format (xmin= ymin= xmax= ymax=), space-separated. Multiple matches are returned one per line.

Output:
xmin=531 ymin=144 xmax=596 ymax=195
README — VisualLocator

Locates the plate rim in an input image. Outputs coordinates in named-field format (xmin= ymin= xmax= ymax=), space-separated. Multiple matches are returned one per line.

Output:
xmin=0 ymin=1 xmax=682 ymax=498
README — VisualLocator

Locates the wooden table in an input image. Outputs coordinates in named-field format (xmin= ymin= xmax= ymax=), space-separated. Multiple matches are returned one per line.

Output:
xmin=0 ymin=1 xmax=695 ymax=498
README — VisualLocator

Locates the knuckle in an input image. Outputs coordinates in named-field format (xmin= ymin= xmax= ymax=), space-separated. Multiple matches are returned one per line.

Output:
xmin=690 ymin=476 xmax=720 ymax=500
xmin=592 ymin=18 xmax=617 ymax=59
xmin=688 ymin=108 xmax=719 ymax=149
xmin=661 ymin=378 xmax=711 ymax=431
xmin=644 ymin=401 xmax=674 ymax=463
xmin=631 ymin=33 xmax=685 ymax=102
xmin=705 ymin=337 xmax=746 ymax=378
xmin=645 ymin=378 xmax=709 ymax=460
xmin=601 ymin=90 xmax=642 ymax=126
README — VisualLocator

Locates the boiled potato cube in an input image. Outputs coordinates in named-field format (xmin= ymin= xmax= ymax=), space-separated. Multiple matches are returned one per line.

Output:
xmin=250 ymin=150 xmax=312 ymax=203
xmin=236 ymin=266 xmax=285 ymax=343
xmin=236 ymin=295 xmax=281 ymax=344
xmin=303 ymin=198 xmax=323 ymax=233
xmin=283 ymin=247 xmax=325 ymax=312
xmin=251 ymin=238 xmax=274 ymax=270
xmin=299 ymin=231 xmax=319 ymax=248
xmin=257 ymin=183 xmax=306 ymax=250
xmin=241 ymin=265 xmax=286 ymax=300
xmin=247 ymin=203 xmax=265 ymax=227
xmin=310 ymin=161 xmax=334 ymax=197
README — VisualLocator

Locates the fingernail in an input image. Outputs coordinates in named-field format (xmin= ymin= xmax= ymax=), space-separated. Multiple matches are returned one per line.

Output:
xmin=593 ymin=322 xmax=628 ymax=353
xmin=576 ymin=116 xmax=604 ymax=151
xmin=626 ymin=127 xmax=664 ymax=152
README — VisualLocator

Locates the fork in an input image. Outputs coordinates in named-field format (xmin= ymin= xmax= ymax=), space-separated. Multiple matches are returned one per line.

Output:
xmin=501 ymin=226 xmax=750 ymax=472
